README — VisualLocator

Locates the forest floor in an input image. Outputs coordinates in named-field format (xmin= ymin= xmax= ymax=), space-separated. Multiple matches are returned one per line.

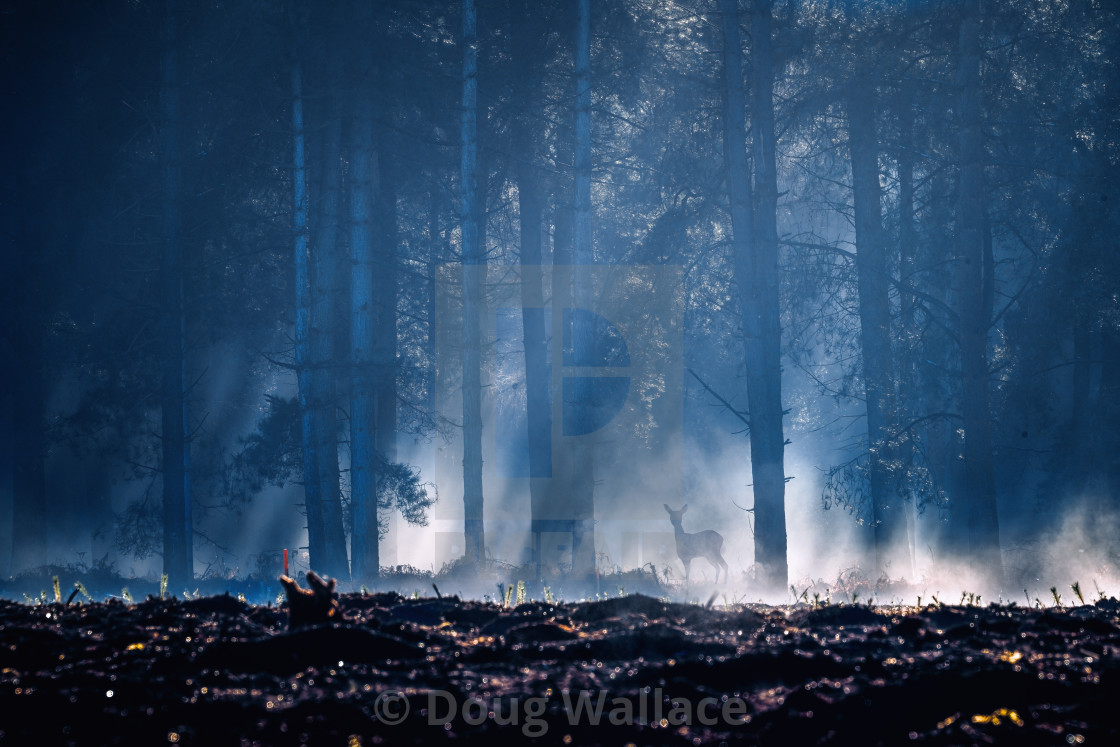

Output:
xmin=0 ymin=590 xmax=1117 ymax=745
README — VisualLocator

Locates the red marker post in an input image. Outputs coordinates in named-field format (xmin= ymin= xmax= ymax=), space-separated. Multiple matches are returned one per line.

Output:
xmin=283 ymin=548 xmax=289 ymax=577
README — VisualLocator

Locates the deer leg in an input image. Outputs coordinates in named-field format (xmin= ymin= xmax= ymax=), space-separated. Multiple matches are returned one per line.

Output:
xmin=717 ymin=556 xmax=728 ymax=584
xmin=684 ymin=558 xmax=692 ymax=584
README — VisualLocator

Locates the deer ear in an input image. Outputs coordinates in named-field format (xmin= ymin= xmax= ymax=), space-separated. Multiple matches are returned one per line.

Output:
xmin=663 ymin=504 xmax=671 ymax=513
xmin=682 ymin=504 xmax=688 ymax=513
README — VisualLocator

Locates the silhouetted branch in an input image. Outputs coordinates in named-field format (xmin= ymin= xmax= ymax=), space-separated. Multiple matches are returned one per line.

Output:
xmin=687 ymin=367 xmax=750 ymax=431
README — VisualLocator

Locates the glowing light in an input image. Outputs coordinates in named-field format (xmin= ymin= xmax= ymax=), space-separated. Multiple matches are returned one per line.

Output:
xmin=970 ymin=708 xmax=1023 ymax=727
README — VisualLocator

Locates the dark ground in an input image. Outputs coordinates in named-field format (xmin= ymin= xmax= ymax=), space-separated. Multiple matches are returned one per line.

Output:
xmin=0 ymin=591 xmax=1116 ymax=745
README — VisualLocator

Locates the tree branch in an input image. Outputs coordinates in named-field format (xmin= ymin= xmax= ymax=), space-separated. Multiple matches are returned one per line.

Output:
xmin=687 ymin=367 xmax=750 ymax=431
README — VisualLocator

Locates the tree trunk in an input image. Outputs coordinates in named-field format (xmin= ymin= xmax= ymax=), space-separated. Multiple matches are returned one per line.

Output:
xmin=509 ymin=9 xmax=554 ymax=578
xmin=569 ymin=0 xmax=597 ymax=578
xmin=85 ymin=459 xmax=114 ymax=567
xmin=516 ymin=166 xmax=550 ymax=479
xmin=896 ymin=91 xmax=919 ymax=576
xmin=573 ymin=0 xmax=591 ymax=270
xmin=349 ymin=98 xmax=379 ymax=582
xmin=1100 ymin=327 xmax=1120 ymax=497
xmin=374 ymin=145 xmax=399 ymax=523
xmin=955 ymin=0 xmax=1001 ymax=578
xmin=847 ymin=74 xmax=903 ymax=581
xmin=748 ymin=0 xmax=788 ymax=593
xmin=291 ymin=57 xmax=326 ymax=580
xmin=160 ymin=0 xmax=192 ymax=588
xmin=553 ymin=205 xmax=573 ymax=268
xmin=1070 ymin=317 xmax=1091 ymax=489
xmin=517 ymin=159 xmax=552 ymax=578
xmin=10 ymin=331 xmax=46 ymax=572
xmin=721 ymin=0 xmax=788 ymax=592
xmin=309 ymin=79 xmax=347 ymax=579
xmin=426 ymin=188 xmax=441 ymax=418
xmin=920 ymin=168 xmax=967 ymax=559
xmin=0 ymin=386 xmax=12 ymax=577
xmin=460 ymin=0 xmax=486 ymax=563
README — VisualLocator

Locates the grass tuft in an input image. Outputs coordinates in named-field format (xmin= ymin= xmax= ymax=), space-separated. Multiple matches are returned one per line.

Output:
xmin=1071 ymin=581 xmax=1085 ymax=606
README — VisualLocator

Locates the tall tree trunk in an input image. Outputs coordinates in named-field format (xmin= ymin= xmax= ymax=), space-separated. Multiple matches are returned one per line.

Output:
xmin=0 ymin=385 xmax=12 ymax=577
xmin=573 ymin=0 xmax=592 ymax=269
xmin=460 ymin=0 xmax=486 ymax=563
xmin=553 ymin=205 xmax=573 ymax=268
xmin=85 ymin=459 xmax=114 ymax=566
xmin=1100 ymin=327 xmax=1120 ymax=496
xmin=291 ymin=57 xmax=326 ymax=579
xmin=569 ymin=0 xmax=597 ymax=578
xmin=426 ymin=186 xmax=441 ymax=417
xmin=847 ymin=74 xmax=903 ymax=581
xmin=10 ymin=331 xmax=46 ymax=572
xmin=309 ymin=78 xmax=347 ymax=579
xmin=922 ymin=168 xmax=967 ymax=559
xmin=509 ymin=0 xmax=553 ymax=580
xmin=955 ymin=0 xmax=1001 ymax=577
xmin=897 ymin=91 xmax=919 ymax=576
xmin=721 ymin=0 xmax=788 ymax=592
xmin=749 ymin=0 xmax=788 ymax=593
xmin=516 ymin=164 xmax=550 ymax=471
xmin=517 ymin=159 xmax=552 ymax=577
xmin=160 ymin=0 xmax=192 ymax=588
xmin=349 ymin=98 xmax=379 ymax=582
xmin=374 ymin=146 xmax=399 ymax=529
xmin=1070 ymin=316 xmax=1091 ymax=490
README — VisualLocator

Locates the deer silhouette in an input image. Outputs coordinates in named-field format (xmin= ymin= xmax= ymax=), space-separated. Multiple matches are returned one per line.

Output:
xmin=664 ymin=504 xmax=729 ymax=584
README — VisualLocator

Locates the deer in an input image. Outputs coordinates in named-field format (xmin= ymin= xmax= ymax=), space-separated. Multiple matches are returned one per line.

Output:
xmin=664 ymin=504 xmax=729 ymax=584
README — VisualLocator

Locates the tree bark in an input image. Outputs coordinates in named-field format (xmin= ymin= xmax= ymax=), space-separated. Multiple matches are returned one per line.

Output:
xmin=721 ymin=0 xmax=788 ymax=592
xmin=955 ymin=0 xmax=1002 ymax=577
xmin=749 ymin=0 xmax=789 ymax=593
xmin=847 ymin=73 xmax=903 ymax=580
xmin=508 ymin=5 xmax=554 ymax=577
xmin=291 ymin=57 xmax=326 ymax=581
xmin=460 ymin=0 xmax=486 ymax=563
xmin=896 ymin=91 xmax=919 ymax=576
xmin=309 ymin=78 xmax=347 ymax=579
xmin=427 ymin=186 xmax=441 ymax=417
xmin=569 ymin=0 xmax=597 ymax=578
xmin=84 ymin=459 xmax=114 ymax=567
xmin=0 ymin=386 xmax=12 ymax=577
xmin=10 ymin=331 xmax=46 ymax=572
xmin=160 ymin=0 xmax=192 ymax=588
xmin=1100 ymin=327 xmax=1120 ymax=497
xmin=1070 ymin=316 xmax=1091 ymax=488
xmin=517 ymin=158 xmax=552 ymax=577
xmin=516 ymin=167 xmax=550 ymax=479
xmin=374 ymin=145 xmax=399 ymax=525
xmin=349 ymin=99 xmax=379 ymax=582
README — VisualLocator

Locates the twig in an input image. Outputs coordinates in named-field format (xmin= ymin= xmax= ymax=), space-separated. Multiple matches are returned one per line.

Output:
xmin=687 ymin=368 xmax=750 ymax=431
